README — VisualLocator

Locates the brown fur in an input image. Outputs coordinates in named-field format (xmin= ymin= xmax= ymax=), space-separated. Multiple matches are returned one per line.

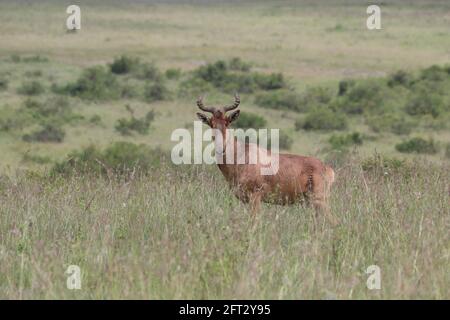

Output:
xmin=196 ymin=95 xmax=337 ymax=225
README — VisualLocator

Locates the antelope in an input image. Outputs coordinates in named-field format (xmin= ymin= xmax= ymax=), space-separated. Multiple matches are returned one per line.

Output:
xmin=196 ymin=94 xmax=338 ymax=226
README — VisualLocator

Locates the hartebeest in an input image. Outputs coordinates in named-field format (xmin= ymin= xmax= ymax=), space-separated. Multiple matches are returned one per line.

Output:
xmin=196 ymin=94 xmax=337 ymax=225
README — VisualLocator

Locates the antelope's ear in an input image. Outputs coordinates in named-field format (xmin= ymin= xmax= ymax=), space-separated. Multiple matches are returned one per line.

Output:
xmin=227 ymin=110 xmax=240 ymax=123
xmin=196 ymin=113 xmax=210 ymax=126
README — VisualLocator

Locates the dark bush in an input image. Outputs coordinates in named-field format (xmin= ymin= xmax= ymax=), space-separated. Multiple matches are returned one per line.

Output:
xmin=228 ymin=57 xmax=251 ymax=72
xmin=253 ymin=73 xmax=286 ymax=90
xmin=22 ymin=124 xmax=65 ymax=143
xmin=362 ymin=154 xmax=412 ymax=177
xmin=366 ymin=113 xmax=415 ymax=135
xmin=336 ymin=80 xmax=385 ymax=115
xmin=395 ymin=137 xmax=438 ymax=154
xmin=232 ymin=112 xmax=267 ymax=130
xmin=195 ymin=60 xmax=228 ymax=87
xmin=404 ymin=91 xmax=444 ymax=118
xmin=419 ymin=65 xmax=448 ymax=82
xmin=115 ymin=109 xmax=155 ymax=136
xmin=387 ymin=70 xmax=414 ymax=88
xmin=135 ymin=62 xmax=163 ymax=81
xmin=178 ymin=77 xmax=214 ymax=98
xmin=17 ymin=81 xmax=44 ymax=96
xmin=110 ymin=55 xmax=140 ymax=74
xmin=296 ymin=108 xmax=347 ymax=131
xmin=338 ymin=79 xmax=355 ymax=96
xmin=255 ymin=90 xmax=303 ymax=112
xmin=166 ymin=68 xmax=181 ymax=80
xmin=302 ymin=86 xmax=334 ymax=107
xmin=222 ymin=74 xmax=257 ymax=94
xmin=23 ymin=96 xmax=81 ymax=125
xmin=192 ymin=59 xmax=286 ymax=93
xmin=328 ymin=132 xmax=363 ymax=150
xmin=51 ymin=142 xmax=167 ymax=176
xmin=165 ymin=68 xmax=182 ymax=80
xmin=57 ymin=66 xmax=120 ymax=100
xmin=144 ymin=82 xmax=169 ymax=102
xmin=0 ymin=77 xmax=8 ymax=91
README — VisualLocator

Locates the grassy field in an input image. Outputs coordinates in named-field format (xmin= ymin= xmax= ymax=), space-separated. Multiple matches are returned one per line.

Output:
xmin=0 ymin=0 xmax=449 ymax=299
xmin=1 ymin=160 xmax=449 ymax=299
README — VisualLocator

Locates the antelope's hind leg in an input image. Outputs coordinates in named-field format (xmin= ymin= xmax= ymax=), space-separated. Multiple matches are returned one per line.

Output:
xmin=311 ymin=175 xmax=339 ymax=227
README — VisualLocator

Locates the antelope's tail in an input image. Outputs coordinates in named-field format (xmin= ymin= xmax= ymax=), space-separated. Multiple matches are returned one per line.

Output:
xmin=325 ymin=166 xmax=335 ymax=186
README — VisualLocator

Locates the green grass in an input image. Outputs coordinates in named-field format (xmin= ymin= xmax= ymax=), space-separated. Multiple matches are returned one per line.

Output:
xmin=0 ymin=159 xmax=448 ymax=299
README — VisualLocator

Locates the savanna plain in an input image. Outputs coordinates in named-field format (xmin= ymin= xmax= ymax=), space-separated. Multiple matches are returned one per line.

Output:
xmin=0 ymin=0 xmax=449 ymax=299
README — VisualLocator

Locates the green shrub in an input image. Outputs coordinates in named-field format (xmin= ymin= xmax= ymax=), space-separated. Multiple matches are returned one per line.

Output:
xmin=232 ymin=112 xmax=267 ymax=130
xmin=115 ymin=109 xmax=155 ymax=136
xmin=165 ymin=68 xmax=182 ymax=80
xmin=192 ymin=59 xmax=286 ymax=93
xmin=390 ymin=119 xmax=415 ymax=135
xmin=110 ymin=55 xmax=140 ymax=74
xmin=302 ymin=86 xmax=334 ymax=106
xmin=57 ymin=66 xmax=120 ymax=100
xmin=0 ymin=77 xmax=8 ymax=91
xmin=222 ymin=73 xmax=257 ymax=94
xmin=366 ymin=113 xmax=415 ymax=135
xmin=144 ymin=82 xmax=169 ymax=102
xmin=296 ymin=108 xmax=347 ymax=131
xmin=228 ymin=57 xmax=251 ymax=71
xmin=22 ymin=124 xmax=65 ymax=143
xmin=419 ymin=65 xmax=448 ymax=82
xmin=178 ymin=77 xmax=215 ymax=98
xmin=51 ymin=142 xmax=167 ymax=176
xmin=17 ymin=81 xmax=44 ymax=96
xmin=135 ymin=62 xmax=163 ymax=81
xmin=11 ymin=54 xmax=21 ymax=63
xmin=276 ymin=130 xmax=293 ymax=150
xmin=328 ymin=132 xmax=363 ymax=150
xmin=336 ymin=80 xmax=385 ymax=114
xmin=195 ymin=60 xmax=228 ymax=87
xmin=253 ymin=73 xmax=286 ymax=90
xmin=362 ymin=154 xmax=411 ymax=177
xmin=387 ymin=70 xmax=414 ymax=88
xmin=445 ymin=143 xmax=450 ymax=159
xmin=89 ymin=114 xmax=102 ymax=125
xmin=255 ymin=90 xmax=303 ymax=112
xmin=21 ymin=55 xmax=49 ymax=63
xmin=23 ymin=96 xmax=81 ymax=125
xmin=395 ymin=137 xmax=438 ymax=154
xmin=404 ymin=91 xmax=444 ymax=118
xmin=120 ymin=84 xmax=139 ymax=99
xmin=338 ymin=79 xmax=355 ymax=96
xmin=25 ymin=70 xmax=43 ymax=78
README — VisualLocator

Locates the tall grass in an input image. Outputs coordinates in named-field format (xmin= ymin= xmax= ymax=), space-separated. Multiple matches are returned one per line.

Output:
xmin=0 ymin=158 xmax=448 ymax=299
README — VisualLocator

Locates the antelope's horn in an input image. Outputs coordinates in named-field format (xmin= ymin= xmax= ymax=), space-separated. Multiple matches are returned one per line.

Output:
xmin=223 ymin=93 xmax=240 ymax=112
xmin=197 ymin=96 xmax=215 ymax=113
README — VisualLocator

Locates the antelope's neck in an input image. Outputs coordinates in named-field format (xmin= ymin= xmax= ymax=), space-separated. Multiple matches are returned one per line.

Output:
xmin=216 ymin=136 xmax=240 ymax=179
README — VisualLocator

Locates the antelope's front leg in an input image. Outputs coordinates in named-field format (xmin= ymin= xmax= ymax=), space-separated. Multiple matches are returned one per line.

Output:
xmin=249 ymin=192 xmax=262 ymax=218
